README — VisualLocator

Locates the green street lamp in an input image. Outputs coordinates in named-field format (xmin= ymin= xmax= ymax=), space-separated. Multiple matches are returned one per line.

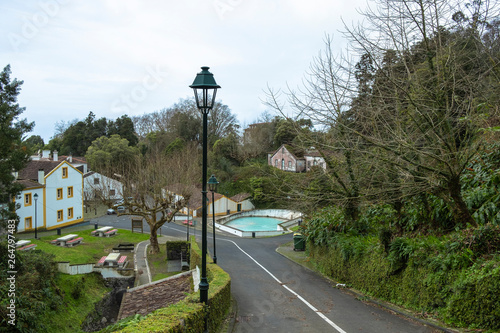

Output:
xmin=190 ymin=67 xmax=220 ymax=308
xmin=208 ymin=174 xmax=219 ymax=264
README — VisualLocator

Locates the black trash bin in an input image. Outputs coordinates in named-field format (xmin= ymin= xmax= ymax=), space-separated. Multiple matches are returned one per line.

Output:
xmin=293 ymin=233 xmax=305 ymax=251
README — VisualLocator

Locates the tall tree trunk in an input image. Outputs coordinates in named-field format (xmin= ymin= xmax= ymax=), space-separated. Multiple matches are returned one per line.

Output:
xmin=149 ymin=225 xmax=160 ymax=254
xmin=448 ymin=176 xmax=477 ymax=228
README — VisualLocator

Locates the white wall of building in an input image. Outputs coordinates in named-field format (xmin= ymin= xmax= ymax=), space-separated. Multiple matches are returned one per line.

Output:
xmin=15 ymin=187 xmax=44 ymax=232
xmin=44 ymin=162 xmax=84 ymax=230
xmin=84 ymin=172 xmax=123 ymax=201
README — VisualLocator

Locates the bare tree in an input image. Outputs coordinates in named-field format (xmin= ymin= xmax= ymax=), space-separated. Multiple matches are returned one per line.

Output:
xmin=116 ymin=143 xmax=200 ymax=253
xmin=266 ymin=0 xmax=500 ymax=228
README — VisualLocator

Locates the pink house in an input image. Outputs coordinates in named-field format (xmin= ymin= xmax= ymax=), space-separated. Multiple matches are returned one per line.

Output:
xmin=268 ymin=144 xmax=326 ymax=172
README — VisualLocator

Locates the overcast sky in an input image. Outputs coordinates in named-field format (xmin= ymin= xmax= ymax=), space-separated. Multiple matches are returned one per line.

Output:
xmin=1 ymin=0 xmax=367 ymax=143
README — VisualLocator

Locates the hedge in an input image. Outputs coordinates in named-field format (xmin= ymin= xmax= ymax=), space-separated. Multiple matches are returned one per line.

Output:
xmin=105 ymin=236 xmax=231 ymax=332
xmin=308 ymin=241 xmax=500 ymax=330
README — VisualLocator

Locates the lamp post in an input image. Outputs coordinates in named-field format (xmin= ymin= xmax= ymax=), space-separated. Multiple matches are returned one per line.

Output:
xmin=208 ymin=174 xmax=219 ymax=264
xmin=186 ymin=208 xmax=190 ymax=242
xmin=190 ymin=66 xmax=220 ymax=306
xmin=33 ymin=193 xmax=38 ymax=239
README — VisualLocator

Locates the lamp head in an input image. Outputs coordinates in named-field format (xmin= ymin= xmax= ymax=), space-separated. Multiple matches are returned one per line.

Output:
xmin=207 ymin=174 xmax=219 ymax=192
xmin=190 ymin=66 xmax=220 ymax=111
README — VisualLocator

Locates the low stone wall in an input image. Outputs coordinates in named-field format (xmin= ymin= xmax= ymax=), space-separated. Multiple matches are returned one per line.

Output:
xmin=57 ymin=261 xmax=134 ymax=278
xmin=57 ymin=262 xmax=94 ymax=275
xmin=215 ymin=223 xmax=288 ymax=237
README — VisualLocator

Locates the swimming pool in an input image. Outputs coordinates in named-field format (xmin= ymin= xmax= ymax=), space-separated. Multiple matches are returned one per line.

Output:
xmin=225 ymin=216 xmax=284 ymax=232
xmin=215 ymin=209 xmax=303 ymax=237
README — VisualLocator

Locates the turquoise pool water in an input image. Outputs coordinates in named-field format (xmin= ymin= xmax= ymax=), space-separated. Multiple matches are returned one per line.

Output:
xmin=225 ymin=216 xmax=283 ymax=231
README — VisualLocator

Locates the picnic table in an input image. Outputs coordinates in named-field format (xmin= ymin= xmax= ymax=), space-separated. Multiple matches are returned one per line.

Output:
xmin=52 ymin=234 xmax=78 ymax=246
xmin=16 ymin=240 xmax=37 ymax=251
xmin=15 ymin=240 xmax=31 ymax=248
xmin=92 ymin=226 xmax=114 ymax=237
xmin=98 ymin=252 xmax=128 ymax=267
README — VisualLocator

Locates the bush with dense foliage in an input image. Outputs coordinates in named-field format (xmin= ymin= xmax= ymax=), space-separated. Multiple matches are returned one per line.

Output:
xmin=0 ymin=243 xmax=62 ymax=332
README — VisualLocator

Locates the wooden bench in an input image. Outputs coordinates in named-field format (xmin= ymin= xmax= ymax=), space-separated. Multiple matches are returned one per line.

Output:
xmin=95 ymin=256 xmax=107 ymax=267
xmin=50 ymin=239 xmax=60 ymax=245
xmin=117 ymin=255 xmax=128 ymax=268
xmin=66 ymin=237 xmax=83 ymax=247
xmin=17 ymin=244 xmax=37 ymax=251
xmin=104 ymin=229 xmax=118 ymax=237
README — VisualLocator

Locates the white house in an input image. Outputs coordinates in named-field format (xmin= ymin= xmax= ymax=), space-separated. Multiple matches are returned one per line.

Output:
xmin=83 ymin=171 xmax=123 ymax=202
xmin=167 ymin=185 xmax=254 ymax=217
xmin=230 ymin=193 xmax=255 ymax=212
xmin=15 ymin=159 xmax=84 ymax=232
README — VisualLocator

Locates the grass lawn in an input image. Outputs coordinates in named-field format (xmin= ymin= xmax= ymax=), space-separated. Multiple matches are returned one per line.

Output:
xmin=147 ymin=244 xmax=182 ymax=282
xmin=29 ymin=227 xmax=150 ymax=265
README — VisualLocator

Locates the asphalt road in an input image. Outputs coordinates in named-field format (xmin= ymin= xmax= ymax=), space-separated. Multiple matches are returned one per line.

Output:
xmin=91 ymin=214 xmax=439 ymax=333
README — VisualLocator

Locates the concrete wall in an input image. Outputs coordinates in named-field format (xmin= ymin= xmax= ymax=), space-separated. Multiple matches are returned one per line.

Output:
xmin=57 ymin=262 xmax=94 ymax=275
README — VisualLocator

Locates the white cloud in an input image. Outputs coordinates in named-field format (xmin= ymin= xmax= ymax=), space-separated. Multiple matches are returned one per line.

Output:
xmin=1 ymin=0 xmax=367 ymax=142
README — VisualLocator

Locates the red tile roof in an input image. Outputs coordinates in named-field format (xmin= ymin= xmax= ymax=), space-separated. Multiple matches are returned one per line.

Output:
xmin=231 ymin=193 xmax=251 ymax=202
xmin=18 ymin=160 xmax=61 ymax=181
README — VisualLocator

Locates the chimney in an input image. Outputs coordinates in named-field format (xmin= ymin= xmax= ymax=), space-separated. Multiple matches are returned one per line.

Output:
xmin=53 ymin=150 xmax=58 ymax=161
xmin=68 ymin=154 xmax=73 ymax=163
xmin=38 ymin=169 xmax=45 ymax=185
xmin=42 ymin=150 xmax=50 ymax=159
xmin=12 ymin=171 xmax=18 ymax=180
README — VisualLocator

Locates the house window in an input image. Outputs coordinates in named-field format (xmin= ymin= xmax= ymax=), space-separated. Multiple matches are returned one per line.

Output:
xmin=314 ymin=160 xmax=318 ymax=166
xmin=62 ymin=167 xmax=68 ymax=178
xmin=288 ymin=161 xmax=292 ymax=168
xmin=94 ymin=178 xmax=100 ymax=185
xmin=24 ymin=193 xmax=32 ymax=206
xmin=57 ymin=188 xmax=63 ymax=200
xmin=281 ymin=159 xmax=285 ymax=170
xmin=68 ymin=207 xmax=73 ymax=219
xmin=57 ymin=210 xmax=63 ymax=222
xmin=282 ymin=147 xmax=285 ymax=154
xmin=25 ymin=217 xmax=32 ymax=229
xmin=275 ymin=159 xmax=278 ymax=167
xmin=308 ymin=161 xmax=311 ymax=167
xmin=109 ymin=189 xmax=116 ymax=196
xmin=68 ymin=186 xmax=73 ymax=198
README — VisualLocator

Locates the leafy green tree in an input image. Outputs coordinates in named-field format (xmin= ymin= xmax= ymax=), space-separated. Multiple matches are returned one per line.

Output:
xmin=23 ymin=135 xmax=44 ymax=155
xmin=108 ymin=114 xmax=138 ymax=146
xmin=86 ymin=134 xmax=140 ymax=174
xmin=0 ymin=241 xmax=62 ymax=332
xmin=0 ymin=65 xmax=34 ymax=227
xmin=164 ymin=137 xmax=185 ymax=156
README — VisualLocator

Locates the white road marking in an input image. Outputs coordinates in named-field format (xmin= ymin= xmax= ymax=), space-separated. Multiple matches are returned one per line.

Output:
xmin=222 ymin=238 xmax=347 ymax=333
xmin=165 ymin=224 xmax=347 ymax=332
